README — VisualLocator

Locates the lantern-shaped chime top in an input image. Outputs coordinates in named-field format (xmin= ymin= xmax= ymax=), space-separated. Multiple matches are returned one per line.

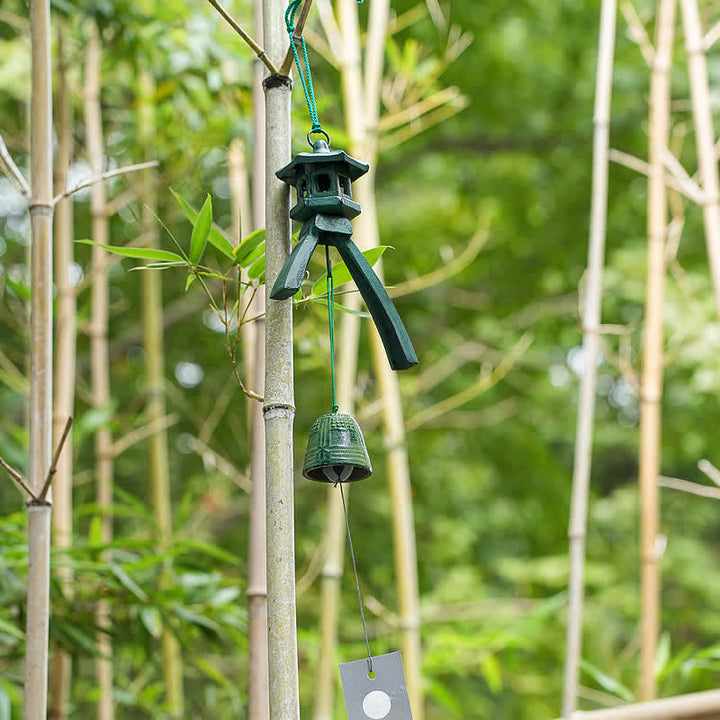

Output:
xmin=277 ymin=138 xmax=369 ymax=222
xmin=271 ymin=137 xmax=417 ymax=372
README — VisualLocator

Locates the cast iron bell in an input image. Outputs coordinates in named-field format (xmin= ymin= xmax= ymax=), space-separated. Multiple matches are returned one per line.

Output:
xmin=303 ymin=412 xmax=372 ymax=483
xmin=271 ymin=138 xmax=418 ymax=372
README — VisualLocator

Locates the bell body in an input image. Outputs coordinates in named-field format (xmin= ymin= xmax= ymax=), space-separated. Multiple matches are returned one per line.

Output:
xmin=303 ymin=412 xmax=372 ymax=483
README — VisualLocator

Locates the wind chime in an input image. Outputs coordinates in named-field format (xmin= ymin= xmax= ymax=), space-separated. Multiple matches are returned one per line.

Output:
xmin=275 ymin=2 xmax=417 ymax=717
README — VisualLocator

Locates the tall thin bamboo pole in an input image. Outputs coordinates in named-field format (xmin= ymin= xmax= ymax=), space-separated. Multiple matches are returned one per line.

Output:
xmin=681 ymin=0 xmax=720 ymax=318
xmin=25 ymin=0 xmax=54 ymax=717
xmin=48 ymin=19 xmax=75 ymax=720
xmin=84 ymin=22 xmax=114 ymax=720
xmin=638 ymin=0 xmax=675 ymax=701
xmin=137 ymin=69 xmax=185 ymax=718
xmin=561 ymin=1 xmax=617 ymax=716
xmin=228 ymin=133 xmax=269 ymax=720
xmin=247 ymin=0 xmax=269 ymax=712
xmin=262 ymin=0 xmax=299 ymax=715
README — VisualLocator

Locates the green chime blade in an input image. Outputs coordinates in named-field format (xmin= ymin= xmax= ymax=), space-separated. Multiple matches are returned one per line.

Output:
xmin=270 ymin=221 xmax=319 ymax=300
xmin=333 ymin=239 xmax=418 ymax=371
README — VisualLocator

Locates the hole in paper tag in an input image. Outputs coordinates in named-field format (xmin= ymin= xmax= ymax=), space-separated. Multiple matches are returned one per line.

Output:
xmin=339 ymin=651 xmax=413 ymax=719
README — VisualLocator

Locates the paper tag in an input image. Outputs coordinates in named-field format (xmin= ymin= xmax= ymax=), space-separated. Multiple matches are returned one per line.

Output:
xmin=339 ymin=651 xmax=413 ymax=719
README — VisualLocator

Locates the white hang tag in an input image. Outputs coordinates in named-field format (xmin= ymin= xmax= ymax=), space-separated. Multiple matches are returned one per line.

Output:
xmin=339 ymin=651 xmax=413 ymax=720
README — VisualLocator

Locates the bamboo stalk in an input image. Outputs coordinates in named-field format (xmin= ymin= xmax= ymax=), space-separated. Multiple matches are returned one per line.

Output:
xmin=84 ymin=22 xmax=114 ymax=720
xmin=25 ymin=0 xmax=54 ymax=717
xmin=48 ymin=19 xmax=75 ymax=720
xmin=263 ymin=0 xmax=299 ymax=715
xmin=562 ymin=1 xmax=617 ymax=716
xmin=554 ymin=688 xmax=720 ymax=719
xmin=244 ymin=1 xmax=270 ymax=710
xmin=137 ymin=68 xmax=185 ymax=718
xmin=228 ymin=132 xmax=269 ymax=720
xmin=681 ymin=0 xmax=720 ymax=319
xmin=638 ymin=0 xmax=675 ymax=701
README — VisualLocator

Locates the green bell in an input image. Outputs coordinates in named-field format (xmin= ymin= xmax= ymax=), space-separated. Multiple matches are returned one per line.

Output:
xmin=303 ymin=412 xmax=372 ymax=483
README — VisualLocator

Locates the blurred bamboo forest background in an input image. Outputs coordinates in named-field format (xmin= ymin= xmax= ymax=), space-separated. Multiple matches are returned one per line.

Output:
xmin=3 ymin=0 xmax=720 ymax=718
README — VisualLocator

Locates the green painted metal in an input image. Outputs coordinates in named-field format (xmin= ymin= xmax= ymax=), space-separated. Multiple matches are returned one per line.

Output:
xmin=303 ymin=412 xmax=372 ymax=483
xmin=271 ymin=140 xmax=418 ymax=371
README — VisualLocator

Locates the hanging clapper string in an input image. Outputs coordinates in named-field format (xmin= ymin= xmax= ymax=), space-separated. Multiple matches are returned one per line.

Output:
xmin=325 ymin=246 xmax=373 ymax=675
xmin=326 ymin=245 xmax=338 ymax=414
xmin=339 ymin=482 xmax=374 ymax=675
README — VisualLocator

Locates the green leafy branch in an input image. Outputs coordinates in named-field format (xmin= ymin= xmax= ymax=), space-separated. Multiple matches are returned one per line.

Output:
xmin=77 ymin=190 xmax=389 ymax=402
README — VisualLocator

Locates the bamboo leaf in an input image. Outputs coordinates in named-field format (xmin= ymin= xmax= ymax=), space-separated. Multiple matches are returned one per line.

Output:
xmin=654 ymin=632 xmax=671 ymax=678
xmin=190 ymin=194 xmax=212 ymax=264
xmin=210 ymin=586 xmax=241 ymax=607
xmin=479 ymin=653 xmax=502 ymax=693
xmin=247 ymin=254 xmax=265 ymax=282
xmin=0 ymin=618 xmax=23 ymax=643
xmin=311 ymin=246 xmax=389 ymax=297
xmin=76 ymin=240 xmax=185 ymax=264
xmin=185 ymin=274 xmax=196 ymax=292
xmin=192 ymin=656 xmax=231 ymax=687
xmin=128 ymin=262 xmax=187 ymax=271
xmin=233 ymin=228 xmax=265 ymax=266
xmin=139 ymin=607 xmax=163 ymax=639
xmin=172 ymin=607 xmax=221 ymax=637
xmin=53 ymin=622 xmax=100 ymax=657
xmin=4 ymin=276 xmax=31 ymax=301
xmin=313 ymin=298 xmax=371 ymax=318
xmin=88 ymin=516 xmax=102 ymax=548
xmin=171 ymin=188 xmax=235 ymax=259
xmin=109 ymin=564 xmax=149 ymax=602
xmin=0 ymin=683 xmax=9 ymax=720
xmin=580 ymin=660 xmax=634 ymax=702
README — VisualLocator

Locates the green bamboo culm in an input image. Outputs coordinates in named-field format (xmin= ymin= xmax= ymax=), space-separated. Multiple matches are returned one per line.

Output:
xmin=285 ymin=0 xmax=364 ymax=134
xmin=325 ymin=245 xmax=338 ymax=413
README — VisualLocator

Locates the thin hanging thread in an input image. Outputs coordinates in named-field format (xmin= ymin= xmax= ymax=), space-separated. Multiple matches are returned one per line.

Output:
xmin=338 ymin=481 xmax=374 ymax=674
xmin=326 ymin=245 xmax=338 ymax=413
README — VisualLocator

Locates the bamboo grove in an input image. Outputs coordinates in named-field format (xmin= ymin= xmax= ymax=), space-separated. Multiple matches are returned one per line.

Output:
xmin=4 ymin=1 xmax=720 ymax=719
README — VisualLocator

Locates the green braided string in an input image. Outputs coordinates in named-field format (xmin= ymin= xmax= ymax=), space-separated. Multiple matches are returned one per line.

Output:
xmin=325 ymin=245 xmax=338 ymax=414
xmin=286 ymin=0 xmax=364 ymax=134
xmin=286 ymin=0 xmax=322 ymax=133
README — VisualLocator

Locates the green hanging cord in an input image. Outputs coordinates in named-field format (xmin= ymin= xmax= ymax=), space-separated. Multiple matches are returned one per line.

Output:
xmin=285 ymin=0 xmax=363 ymax=138
xmin=286 ymin=0 xmax=323 ymax=136
xmin=326 ymin=245 xmax=339 ymax=414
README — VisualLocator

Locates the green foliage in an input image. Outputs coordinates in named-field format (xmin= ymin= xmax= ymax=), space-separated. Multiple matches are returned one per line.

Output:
xmin=4 ymin=0 xmax=720 ymax=717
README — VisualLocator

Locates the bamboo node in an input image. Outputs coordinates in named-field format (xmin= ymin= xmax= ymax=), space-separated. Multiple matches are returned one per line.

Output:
xmin=263 ymin=402 xmax=295 ymax=418
xmin=247 ymin=586 xmax=269 ymax=599
xmin=320 ymin=567 xmax=343 ymax=579
xmin=263 ymin=74 xmax=293 ymax=90
xmin=699 ymin=192 xmax=720 ymax=207
xmin=399 ymin=617 xmax=421 ymax=631
xmin=28 ymin=202 xmax=53 ymax=216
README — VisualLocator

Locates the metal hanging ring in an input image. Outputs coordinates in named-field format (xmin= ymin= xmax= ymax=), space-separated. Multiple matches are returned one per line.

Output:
xmin=307 ymin=128 xmax=331 ymax=147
